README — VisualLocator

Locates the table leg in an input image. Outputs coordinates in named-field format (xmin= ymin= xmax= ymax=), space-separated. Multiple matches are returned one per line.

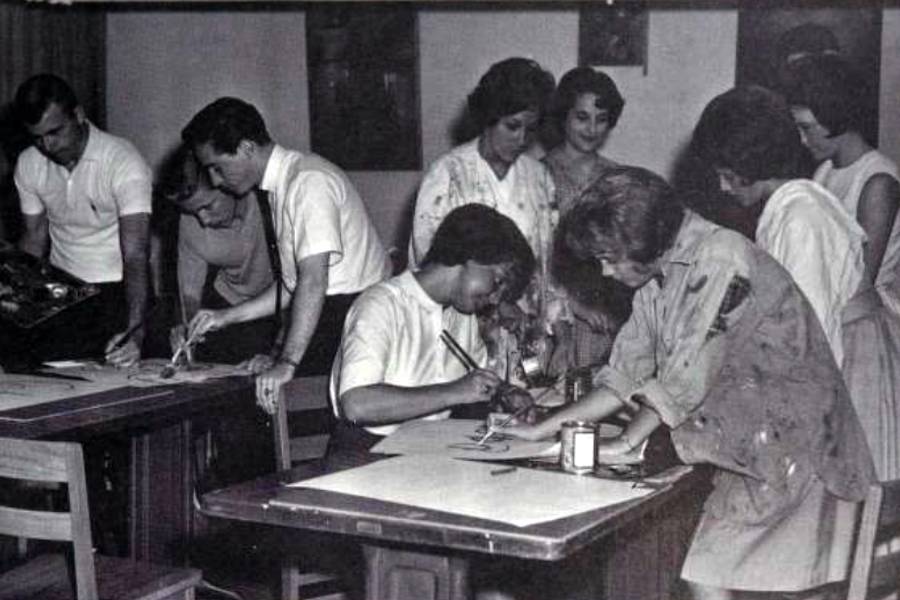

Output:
xmin=129 ymin=419 xmax=193 ymax=564
xmin=363 ymin=544 xmax=470 ymax=600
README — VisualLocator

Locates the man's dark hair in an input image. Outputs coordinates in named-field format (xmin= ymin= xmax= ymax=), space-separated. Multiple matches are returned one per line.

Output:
xmin=423 ymin=204 xmax=536 ymax=302
xmin=157 ymin=145 xmax=202 ymax=204
xmin=467 ymin=57 xmax=555 ymax=131
xmin=556 ymin=166 xmax=684 ymax=268
xmin=782 ymin=55 xmax=867 ymax=138
xmin=181 ymin=97 xmax=272 ymax=154
xmin=550 ymin=67 xmax=625 ymax=132
xmin=14 ymin=74 xmax=79 ymax=125
xmin=692 ymin=85 xmax=807 ymax=182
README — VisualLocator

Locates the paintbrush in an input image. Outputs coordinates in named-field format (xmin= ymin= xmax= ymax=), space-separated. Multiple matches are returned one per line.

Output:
xmin=161 ymin=326 xmax=203 ymax=379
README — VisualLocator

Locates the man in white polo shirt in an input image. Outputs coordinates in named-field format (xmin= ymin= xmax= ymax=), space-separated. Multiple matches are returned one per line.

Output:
xmin=182 ymin=97 xmax=392 ymax=410
xmin=12 ymin=74 xmax=152 ymax=366
xmin=328 ymin=205 xmax=536 ymax=465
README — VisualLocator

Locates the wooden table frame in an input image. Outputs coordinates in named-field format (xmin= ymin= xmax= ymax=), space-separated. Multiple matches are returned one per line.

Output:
xmin=0 ymin=376 xmax=259 ymax=564
xmin=201 ymin=462 xmax=708 ymax=600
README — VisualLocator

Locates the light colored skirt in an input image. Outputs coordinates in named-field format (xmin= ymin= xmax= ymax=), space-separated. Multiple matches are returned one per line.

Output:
xmin=842 ymin=287 xmax=900 ymax=481
xmin=682 ymin=472 xmax=858 ymax=591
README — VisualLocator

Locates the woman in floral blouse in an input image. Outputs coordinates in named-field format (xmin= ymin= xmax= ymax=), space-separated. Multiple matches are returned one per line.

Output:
xmin=408 ymin=57 xmax=557 ymax=384
xmin=510 ymin=166 xmax=874 ymax=599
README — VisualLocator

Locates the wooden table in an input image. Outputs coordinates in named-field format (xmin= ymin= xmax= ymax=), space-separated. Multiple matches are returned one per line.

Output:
xmin=0 ymin=374 xmax=259 ymax=564
xmin=201 ymin=460 xmax=709 ymax=600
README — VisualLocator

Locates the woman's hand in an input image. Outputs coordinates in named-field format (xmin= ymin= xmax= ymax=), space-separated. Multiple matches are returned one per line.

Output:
xmin=503 ymin=421 xmax=556 ymax=442
xmin=595 ymin=436 xmax=643 ymax=465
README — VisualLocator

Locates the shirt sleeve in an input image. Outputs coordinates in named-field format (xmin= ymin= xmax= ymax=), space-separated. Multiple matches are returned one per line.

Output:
xmin=335 ymin=289 xmax=396 ymax=396
xmin=289 ymin=170 xmax=343 ymax=265
xmin=13 ymin=154 xmax=45 ymax=216
xmin=109 ymin=144 xmax=153 ymax=216
xmin=602 ymin=239 xmax=754 ymax=428
xmin=409 ymin=158 xmax=454 ymax=266
xmin=594 ymin=285 xmax=657 ymax=406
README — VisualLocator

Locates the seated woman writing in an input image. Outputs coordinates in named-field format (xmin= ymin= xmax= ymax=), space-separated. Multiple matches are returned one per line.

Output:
xmin=508 ymin=166 xmax=874 ymax=600
xmin=329 ymin=204 xmax=535 ymax=467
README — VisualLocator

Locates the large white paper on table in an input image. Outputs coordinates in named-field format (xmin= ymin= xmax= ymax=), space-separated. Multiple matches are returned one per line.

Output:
xmin=370 ymin=419 xmax=560 ymax=461
xmin=285 ymin=455 xmax=653 ymax=528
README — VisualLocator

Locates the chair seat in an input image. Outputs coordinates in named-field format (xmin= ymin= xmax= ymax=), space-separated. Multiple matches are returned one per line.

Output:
xmin=0 ymin=553 xmax=202 ymax=600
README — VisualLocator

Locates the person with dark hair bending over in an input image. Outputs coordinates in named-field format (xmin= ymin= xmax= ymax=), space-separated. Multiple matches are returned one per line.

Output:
xmin=12 ymin=74 xmax=152 ymax=366
xmin=509 ymin=166 xmax=874 ymax=600
xmin=783 ymin=55 xmax=900 ymax=319
xmin=182 ymin=97 xmax=391 ymax=412
xmin=692 ymin=85 xmax=900 ymax=484
xmin=542 ymin=67 xmax=631 ymax=374
xmin=330 ymin=204 xmax=535 ymax=465
xmin=409 ymin=57 xmax=557 ymax=386
xmin=161 ymin=147 xmax=274 ymax=364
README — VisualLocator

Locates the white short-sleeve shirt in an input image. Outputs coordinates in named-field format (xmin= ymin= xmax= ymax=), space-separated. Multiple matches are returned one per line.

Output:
xmin=14 ymin=123 xmax=152 ymax=282
xmin=259 ymin=145 xmax=391 ymax=295
xmin=330 ymin=270 xmax=486 ymax=436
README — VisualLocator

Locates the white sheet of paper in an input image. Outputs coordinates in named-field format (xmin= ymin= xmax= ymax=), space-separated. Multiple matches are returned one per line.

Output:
xmin=370 ymin=419 xmax=560 ymax=461
xmin=284 ymin=455 xmax=653 ymax=528
xmin=0 ymin=360 xmax=247 ymax=413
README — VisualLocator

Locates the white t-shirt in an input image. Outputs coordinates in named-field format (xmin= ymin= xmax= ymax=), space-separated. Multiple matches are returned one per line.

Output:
xmin=755 ymin=180 xmax=866 ymax=365
xmin=260 ymin=145 xmax=391 ymax=296
xmin=15 ymin=123 xmax=152 ymax=282
xmin=330 ymin=270 xmax=486 ymax=436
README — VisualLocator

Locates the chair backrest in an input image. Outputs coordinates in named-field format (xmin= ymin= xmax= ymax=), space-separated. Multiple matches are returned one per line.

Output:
xmin=0 ymin=437 xmax=98 ymax=599
xmin=274 ymin=376 xmax=333 ymax=471
xmin=847 ymin=479 xmax=900 ymax=600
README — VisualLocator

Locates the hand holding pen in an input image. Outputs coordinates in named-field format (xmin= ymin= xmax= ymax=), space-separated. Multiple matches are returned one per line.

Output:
xmin=104 ymin=321 xmax=143 ymax=367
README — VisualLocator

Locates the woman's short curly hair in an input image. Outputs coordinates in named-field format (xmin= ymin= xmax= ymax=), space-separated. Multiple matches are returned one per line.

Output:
xmin=782 ymin=55 xmax=867 ymax=138
xmin=467 ymin=57 xmax=555 ymax=131
xmin=555 ymin=166 xmax=684 ymax=270
xmin=550 ymin=67 xmax=625 ymax=132
xmin=692 ymin=85 xmax=806 ymax=182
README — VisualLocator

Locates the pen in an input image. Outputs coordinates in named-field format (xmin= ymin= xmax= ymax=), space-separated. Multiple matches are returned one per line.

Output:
xmin=108 ymin=319 xmax=145 ymax=352
xmin=490 ymin=466 xmax=517 ymax=476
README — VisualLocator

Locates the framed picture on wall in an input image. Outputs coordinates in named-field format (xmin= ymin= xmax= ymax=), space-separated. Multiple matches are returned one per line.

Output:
xmin=306 ymin=4 xmax=421 ymax=171
xmin=578 ymin=2 xmax=647 ymax=67
xmin=736 ymin=5 xmax=882 ymax=145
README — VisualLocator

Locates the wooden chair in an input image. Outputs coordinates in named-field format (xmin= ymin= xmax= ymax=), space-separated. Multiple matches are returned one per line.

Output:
xmin=0 ymin=437 xmax=201 ymax=600
xmin=274 ymin=375 xmax=345 ymax=600
xmin=847 ymin=479 xmax=900 ymax=600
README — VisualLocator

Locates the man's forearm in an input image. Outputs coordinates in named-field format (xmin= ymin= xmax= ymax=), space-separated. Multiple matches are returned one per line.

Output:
xmin=279 ymin=275 xmax=326 ymax=364
xmin=340 ymin=383 xmax=461 ymax=425
xmin=122 ymin=257 xmax=149 ymax=337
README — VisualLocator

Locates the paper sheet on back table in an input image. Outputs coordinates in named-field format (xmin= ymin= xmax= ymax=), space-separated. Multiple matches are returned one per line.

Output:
xmin=284 ymin=454 xmax=653 ymax=528
xmin=0 ymin=359 xmax=247 ymax=412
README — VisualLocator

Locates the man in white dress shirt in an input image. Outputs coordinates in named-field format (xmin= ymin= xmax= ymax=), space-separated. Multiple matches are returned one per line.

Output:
xmin=182 ymin=97 xmax=391 ymax=410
